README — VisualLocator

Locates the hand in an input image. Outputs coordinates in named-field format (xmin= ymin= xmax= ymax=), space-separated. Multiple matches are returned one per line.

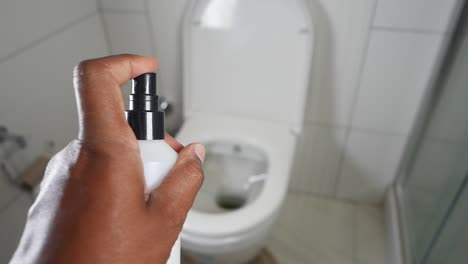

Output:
xmin=11 ymin=55 xmax=205 ymax=264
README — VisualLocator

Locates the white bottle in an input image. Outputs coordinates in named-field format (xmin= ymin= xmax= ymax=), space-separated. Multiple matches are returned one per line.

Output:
xmin=139 ymin=140 xmax=179 ymax=263
xmin=126 ymin=73 xmax=180 ymax=264
xmin=139 ymin=140 xmax=178 ymax=191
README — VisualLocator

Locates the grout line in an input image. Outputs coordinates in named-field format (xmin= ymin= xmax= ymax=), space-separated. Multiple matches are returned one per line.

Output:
xmin=333 ymin=0 xmax=380 ymax=197
xmin=0 ymin=11 xmax=98 ymax=65
xmin=348 ymin=126 xmax=408 ymax=138
xmin=96 ymin=0 xmax=113 ymax=55
xmin=288 ymin=188 xmax=363 ymax=206
xmin=143 ymin=0 xmax=158 ymax=56
xmin=372 ymin=25 xmax=446 ymax=35
xmin=306 ymin=121 xmax=349 ymax=130
xmin=306 ymin=121 xmax=466 ymax=147
xmin=306 ymin=121 xmax=414 ymax=138
xmin=100 ymin=8 xmax=146 ymax=14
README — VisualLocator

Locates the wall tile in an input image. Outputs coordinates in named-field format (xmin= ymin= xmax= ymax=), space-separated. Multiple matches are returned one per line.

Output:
xmin=374 ymin=0 xmax=461 ymax=32
xmin=103 ymin=12 xmax=153 ymax=56
xmin=351 ymin=30 xmax=444 ymax=135
xmin=290 ymin=124 xmax=346 ymax=195
xmin=337 ymin=129 xmax=406 ymax=203
xmin=0 ymin=194 xmax=32 ymax=263
xmin=0 ymin=0 xmax=97 ymax=60
xmin=100 ymin=0 xmax=145 ymax=11
xmin=304 ymin=0 xmax=376 ymax=127
xmin=0 ymin=16 xmax=108 ymax=163
xmin=148 ymin=0 xmax=189 ymax=131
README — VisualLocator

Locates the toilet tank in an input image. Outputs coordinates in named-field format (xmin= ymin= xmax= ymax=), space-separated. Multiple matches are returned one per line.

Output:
xmin=182 ymin=0 xmax=313 ymax=133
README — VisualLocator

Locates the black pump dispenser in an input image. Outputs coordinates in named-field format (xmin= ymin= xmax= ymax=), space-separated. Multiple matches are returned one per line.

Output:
xmin=126 ymin=73 xmax=165 ymax=140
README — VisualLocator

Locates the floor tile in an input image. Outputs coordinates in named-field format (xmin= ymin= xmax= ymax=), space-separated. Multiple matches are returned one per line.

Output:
xmin=268 ymin=192 xmax=355 ymax=264
xmin=356 ymin=204 xmax=386 ymax=264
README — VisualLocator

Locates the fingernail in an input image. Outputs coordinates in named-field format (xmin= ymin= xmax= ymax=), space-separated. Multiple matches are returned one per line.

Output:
xmin=194 ymin=144 xmax=205 ymax=163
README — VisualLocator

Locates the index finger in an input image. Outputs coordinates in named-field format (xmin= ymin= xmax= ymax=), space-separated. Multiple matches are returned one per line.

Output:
xmin=74 ymin=54 xmax=158 ymax=142
xmin=165 ymin=133 xmax=184 ymax=153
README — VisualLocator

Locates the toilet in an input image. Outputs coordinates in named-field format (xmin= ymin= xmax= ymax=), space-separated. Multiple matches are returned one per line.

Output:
xmin=176 ymin=0 xmax=313 ymax=263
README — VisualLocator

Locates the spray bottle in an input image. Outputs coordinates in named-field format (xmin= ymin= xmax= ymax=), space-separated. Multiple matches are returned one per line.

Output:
xmin=126 ymin=73 xmax=180 ymax=264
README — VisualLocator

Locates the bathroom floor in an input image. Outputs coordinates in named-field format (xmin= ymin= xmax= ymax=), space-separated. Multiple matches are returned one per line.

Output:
xmin=267 ymin=192 xmax=385 ymax=264
xmin=0 ymin=189 xmax=385 ymax=264
xmin=183 ymin=191 xmax=386 ymax=264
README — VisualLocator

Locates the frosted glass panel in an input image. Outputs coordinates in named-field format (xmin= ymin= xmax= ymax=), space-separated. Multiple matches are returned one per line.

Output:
xmin=396 ymin=9 xmax=468 ymax=263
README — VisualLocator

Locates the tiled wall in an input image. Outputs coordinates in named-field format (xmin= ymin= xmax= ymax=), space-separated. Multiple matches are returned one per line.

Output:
xmin=99 ymin=0 xmax=463 ymax=204
xmin=0 ymin=0 xmax=463 ymax=225
xmin=292 ymin=0 xmax=462 ymax=204
xmin=0 ymin=1 xmax=109 ymax=261
xmin=0 ymin=0 xmax=109 ymax=163
xmin=98 ymin=0 xmax=186 ymax=132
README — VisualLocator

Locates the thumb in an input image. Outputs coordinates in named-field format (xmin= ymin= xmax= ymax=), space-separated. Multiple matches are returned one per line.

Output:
xmin=150 ymin=143 xmax=205 ymax=220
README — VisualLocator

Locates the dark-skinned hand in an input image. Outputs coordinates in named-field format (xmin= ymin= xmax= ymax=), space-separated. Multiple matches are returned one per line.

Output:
xmin=10 ymin=54 xmax=205 ymax=264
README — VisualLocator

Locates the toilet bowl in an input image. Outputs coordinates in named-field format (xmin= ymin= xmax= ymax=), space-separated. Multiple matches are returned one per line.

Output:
xmin=177 ymin=114 xmax=295 ymax=263
xmin=178 ymin=0 xmax=313 ymax=263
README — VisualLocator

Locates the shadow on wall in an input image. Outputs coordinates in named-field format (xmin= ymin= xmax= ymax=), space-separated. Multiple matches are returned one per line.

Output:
xmin=290 ymin=0 xmax=369 ymax=203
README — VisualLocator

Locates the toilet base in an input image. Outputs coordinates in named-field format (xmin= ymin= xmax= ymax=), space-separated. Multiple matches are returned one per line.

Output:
xmin=182 ymin=247 xmax=279 ymax=264
xmin=181 ymin=214 xmax=276 ymax=264
xmin=182 ymin=243 xmax=264 ymax=264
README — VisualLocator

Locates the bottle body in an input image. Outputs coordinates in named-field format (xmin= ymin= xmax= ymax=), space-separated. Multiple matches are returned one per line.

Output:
xmin=139 ymin=140 xmax=179 ymax=264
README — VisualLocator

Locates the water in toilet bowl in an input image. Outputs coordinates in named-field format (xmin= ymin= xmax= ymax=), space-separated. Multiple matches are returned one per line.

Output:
xmin=192 ymin=141 xmax=268 ymax=213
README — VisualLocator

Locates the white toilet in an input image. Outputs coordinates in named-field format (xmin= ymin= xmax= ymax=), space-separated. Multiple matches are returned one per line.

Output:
xmin=176 ymin=0 xmax=313 ymax=263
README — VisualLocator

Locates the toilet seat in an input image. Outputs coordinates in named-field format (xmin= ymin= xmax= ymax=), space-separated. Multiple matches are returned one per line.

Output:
xmin=177 ymin=113 xmax=296 ymax=237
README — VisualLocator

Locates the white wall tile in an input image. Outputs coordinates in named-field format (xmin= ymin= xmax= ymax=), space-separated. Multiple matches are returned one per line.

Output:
xmin=148 ymin=0 xmax=377 ymax=132
xmin=0 ymin=0 xmax=97 ymax=60
xmin=337 ymin=130 xmax=406 ymax=203
xmin=0 ymin=194 xmax=32 ymax=263
xmin=103 ymin=12 xmax=153 ymax=56
xmin=100 ymin=0 xmax=145 ymax=11
xmin=290 ymin=124 xmax=346 ymax=195
xmin=304 ymin=0 xmax=376 ymax=127
xmin=148 ymin=0 xmax=189 ymax=131
xmin=0 ymin=16 xmax=108 ymax=163
xmin=351 ymin=30 xmax=444 ymax=135
xmin=374 ymin=0 xmax=461 ymax=32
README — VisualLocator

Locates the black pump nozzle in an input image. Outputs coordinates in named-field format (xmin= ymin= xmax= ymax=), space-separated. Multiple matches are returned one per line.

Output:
xmin=126 ymin=73 xmax=165 ymax=140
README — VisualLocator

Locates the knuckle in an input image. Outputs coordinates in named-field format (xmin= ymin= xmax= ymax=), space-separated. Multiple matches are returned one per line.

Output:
xmin=75 ymin=59 xmax=97 ymax=76
xmin=74 ymin=59 xmax=114 ymax=87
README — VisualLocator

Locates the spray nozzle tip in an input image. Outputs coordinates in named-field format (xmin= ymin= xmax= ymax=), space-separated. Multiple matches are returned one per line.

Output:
xmin=132 ymin=72 xmax=157 ymax=95
xmin=126 ymin=72 xmax=165 ymax=140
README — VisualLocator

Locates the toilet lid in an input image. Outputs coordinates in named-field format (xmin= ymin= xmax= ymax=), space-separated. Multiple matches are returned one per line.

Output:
xmin=182 ymin=0 xmax=313 ymax=133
